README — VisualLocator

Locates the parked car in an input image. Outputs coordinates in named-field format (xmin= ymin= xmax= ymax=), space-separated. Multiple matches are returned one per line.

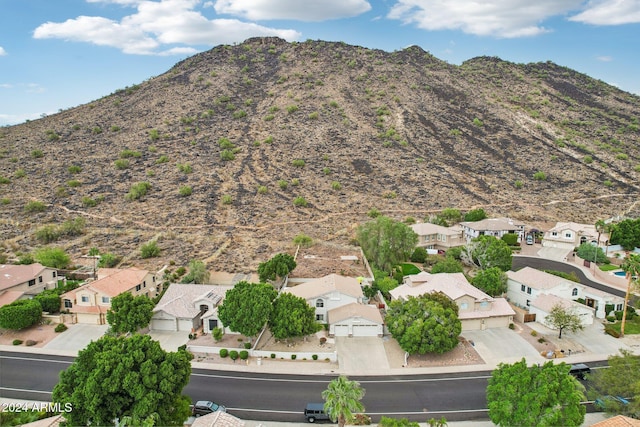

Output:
xmin=569 ymin=363 xmax=591 ymax=380
xmin=191 ymin=400 xmax=226 ymax=417
xmin=526 ymin=235 xmax=534 ymax=245
xmin=594 ymin=395 xmax=630 ymax=411
xmin=305 ymin=403 xmax=330 ymax=423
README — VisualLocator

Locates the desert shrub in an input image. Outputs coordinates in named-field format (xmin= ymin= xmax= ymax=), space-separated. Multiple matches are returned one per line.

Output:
xmin=278 ymin=180 xmax=288 ymax=190
xmin=31 ymin=149 xmax=44 ymax=158
xmin=55 ymin=323 xmax=68 ymax=333
xmin=368 ymin=208 xmax=381 ymax=218
xmin=472 ymin=117 xmax=483 ymax=127
xmin=24 ymin=201 xmax=47 ymax=213
xmin=229 ymin=350 xmax=239 ymax=360
xmin=36 ymin=225 xmax=61 ymax=243
xmin=312 ymin=354 xmax=318 ymax=360
xmin=60 ymin=217 xmax=85 ymax=236
xmin=293 ymin=197 xmax=308 ymax=207
xmin=533 ymin=171 xmax=547 ymax=181
xmin=292 ymin=159 xmax=305 ymax=167
xmin=291 ymin=354 xmax=297 ymax=360
xmin=82 ymin=196 xmax=98 ymax=207
xmin=125 ymin=182 xmax=151 ymax=201
xmin=120 ymin=149 xmax=141 ymax=158
xmin=177 ymin=163 xmax=192 ymax=174
xmin=239 ymin=350 xmax=249 ymax=360
xmin=221 ymin=195 xmax=232 ymax=205
xmin=331 ymin=181 xmax=342 ymax=190
xmin=156 ymin=155 xmax=169 ymax=164
xmin=293 ymin=233 xmax=313 ymax=248
xmin=67 ymin=165 xmax=82 ymax=174
xmin=179 ymin=186 xmax=192 ymax=197
xmin=244 ymin=342 xmax=251 ymax=349
xmin=291 ymin=178 xmax=300 ymax=186
xmin=219 ymin=348 xmax=229 ymax=358
xmin=538 ymin=337 xmax=546 ymax=343
xmin=13 ymin=339 xmax=23 ymax=345
xmin=140 ymin=241 xmax=160 ymax=259
xmin=270 ymin=353 xmax=276 ymax=359
xmin=530 ymin=330 xmax=538 ymax=337
xmin=25 ymin=340 xmax=36 ymax=346
xmin=98 ymin=252 xmax=121 ymax=268
xmin=114 ymin=159 xmax=129 ymax=170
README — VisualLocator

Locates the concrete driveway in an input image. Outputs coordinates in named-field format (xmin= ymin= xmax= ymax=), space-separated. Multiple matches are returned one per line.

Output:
xmin=336 ymin=337 xmax=389 ymax=374
xmin=44 ymin=324 xmax=108 ymax=353
xmin=461 ymin=328 xmax=545 ymax=367
xmin=148 ymin=330 xmax=189 ymax=351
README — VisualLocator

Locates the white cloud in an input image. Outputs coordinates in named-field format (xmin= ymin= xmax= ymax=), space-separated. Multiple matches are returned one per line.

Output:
xmin=570 ymin=0 xmax=640 ymax=25
xmin=33 ymin=0 xmax=301 ymax=55
xmin=0 ymin=46 xmax=6 ymax=56
xmin=212 ymin=0 xmax=371 ymax=21
xmin=596 ymin=55 xmax=613 ymax=61
xmin=387 ymin=0 xmax=583 ymax=38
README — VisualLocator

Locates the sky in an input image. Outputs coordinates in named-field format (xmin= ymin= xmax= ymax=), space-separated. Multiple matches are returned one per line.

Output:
xmin=1 ymin=0 xmax=640 ymax=126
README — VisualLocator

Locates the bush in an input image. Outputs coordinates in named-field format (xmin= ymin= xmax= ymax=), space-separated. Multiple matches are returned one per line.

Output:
xmin=533 ymin=171 xmax=547 ymax=181
xmin=0 ymin=299 xmax=42 ymax=330
xmin=615 ymin=311 xmax=624 ymax=321
xmin=125 ymin=182 xmax=151 ymax=201
xmin=352 ymin=414 xmax=372 ymax=425
xmin=179 ymin=186 xmax=192 ymax=197
xmin=244 ymin=342 xmax=251 ymax=349
xmin=212 ymin=327 xmax=223 ymax=342
xmin=239 ymin=350 xmax=249 ymax=360
xmin=219 ymin=349 xmax=229 ymax=358
xmin=140 ymin=241 xmax=160 ymax=259
xmin=293 ymin=196 xmax=308 ymax=207
xmin=25 ymin=340 xmax=37 ymax=346
xmin=292 ymin=159 xmax=305 ymax=167
xmin=291 ymin=354 xmax=297 ymax=360
xmin=606 ymin=315 xmax=616 ymax=322
xmin=35 ymin=290 xmax=61 ymax=313
xmin=530 ymin=330 xmax=538 ymax=337
xmin=410 ymin=247 xmax=428 ymax=263
xmin=114 ymin=159 xmax=129 ymax=170
xmin=312 ymin=354 xmax=318 ymax=360
xmin=55 ymin=323 xmax=68 ymax=333
xmin=538 ymin=337 xmax=546 ymax=343
xmin=270 ymin=353 xmax=276 ymax=359
xmin=508 ymin=323 xmax=515 ymax=330
xmin=229 ymin=350 xmax=239 ymax=360
xmin=605 ymin=327 xmax=620 ymax=338
xmin=24 ymin=201 xmax=47 ymax=213
xmin=12 ymin=339 xmax=23 ymax=345
xmin=293 ymin=233 xmax=313 ymax=248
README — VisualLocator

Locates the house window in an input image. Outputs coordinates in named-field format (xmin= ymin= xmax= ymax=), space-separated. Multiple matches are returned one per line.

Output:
xmin=565 ymin=232 xmax=572 ymax=238
xmin=199 ymin=304 xmax=209 ymax=314
xmin=442 ymin=235 xmax=446 ymax=242
xmin=39 ymin=276 xmax=43 ymax=283
xmin=526 ymin=287 xmax=532 ymax=295
xmin=460 ymin=302 xmax=468 ymax=310
xmin=28 ymin=279 xmax=36 ymax=287
xmin=521 ymin=284 xmax=526 ymax=292
xmin=53 ymin=271 xmax=57 ymax=277
xmin=480 ymin=301 xmax=489 ymax=308
xmin=101 ymin=296 xmax=110 ymax=304
xmin=315 ymin=299 xmax=324 ymax=308
xmin=143 ymin=281 xmax=146 ymax=288
xmin=572 ymin=288 xmax=578 ymax=297
xmin=135 ymin=284 xmax=142 ymax=291
xmin=526 ymin=300 xmax=531 ymax=307
xmin=617 ymin=304 xmax=623 ymax=311
xmin=208 ymin=319 xmax=218 ymax=330
xmin=152 ymin=276 xmax=156 ymax=282
xmin=64 ymin=299 xmax=72 ymax=308
xmin=316 ymin=314 xmax=324 ymax=321
xmin=551 ymin=231 xmax=558 ymax=237
xmin=81 ymin=296 xmax=89 ymax=303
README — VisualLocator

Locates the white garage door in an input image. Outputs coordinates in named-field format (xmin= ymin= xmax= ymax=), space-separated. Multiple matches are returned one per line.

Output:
xmin=352 ymin=324 xmax=379 ymax=337
xmin=151 ymin=318 xmax=176 ymax=331
xmin=178 ymin=319 xmax=195 ymax=332
xmin=333 ymin=325 xmax=349 ymax=337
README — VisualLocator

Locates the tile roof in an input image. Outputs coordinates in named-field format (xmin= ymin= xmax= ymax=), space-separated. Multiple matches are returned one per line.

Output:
xmin=506 ymin=267 xmax=572 ymax=290
xmin=0 ymin=263 xmax=48 ymax=291
xmin=153 ymin=283 xmax=231 ymax=319
xmin=61 ymin=268 xmax=151 ymax=299
xmin=459 ymin=298 xmax=515 ymax=319
xmin=591 ymin=415 xmax=640 ymax=427
xmin=190 ymin=411 xmax=245 ymax=427
xmin=531 ymin=293 xmax=593 ymax=313
xmin=284 ymin=274 xmax=363 ymax=300
xmin=0 ymin=290 xmax=25 ymax=306
xmin=460 ymin=217 xmax=525 ymax=231
xmin=393 ymin=272 xmax=491 ymax=302
xmin=411 ymin=222 xmax=460 ymax=235
xmin=328 ymin=303 xmax=383 ymax=324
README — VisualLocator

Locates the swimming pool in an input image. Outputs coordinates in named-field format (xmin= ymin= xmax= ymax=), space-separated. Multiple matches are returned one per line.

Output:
xmin=614 ymin=270 xmax=626 ymax=277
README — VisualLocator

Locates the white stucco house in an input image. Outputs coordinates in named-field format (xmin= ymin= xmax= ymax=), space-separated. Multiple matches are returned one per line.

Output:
xmin=506 ymin=266 xmax=624 ymax=321
xmin=530 ymin=293 xmax=595 ymax=328
xmin=151 ymin=283 xmax=233 ymax=333
xmin=283 ymin=273 xmax=384 ymax=337
xmin=390 ymin=271 xmax=515 ymax=331
xmin=542 ymin=222 xmax=609 ymax=250
xmin=459 ymin=217 xmax=526 ymax=243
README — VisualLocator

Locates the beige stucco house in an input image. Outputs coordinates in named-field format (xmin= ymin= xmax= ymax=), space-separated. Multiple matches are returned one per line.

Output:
xmin=411 ymin=223 xmax=464 ymax=251
xmin=542 ymin=222 xmax=609 ymax=250
xmin=390 ymin=271 xmax=515 ymax=330
xmin=0 ymin=263 xmax=58 ymax=307
xmin=459 ymin=217 xmax=526 ymax=243
xmin=327 ymin=303 xmax=384 ymax=337
xmin=60 ymin=267 xmax=157 ymax=324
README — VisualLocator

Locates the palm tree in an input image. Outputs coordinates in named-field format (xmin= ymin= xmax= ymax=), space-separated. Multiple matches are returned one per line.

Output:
xmin=595 ymin=219 xmax=606 ymax=252
xmin=620 ymin=253 xmax=640 ymax=337
xmin=322 ymin=375 xmax=366 ymax=427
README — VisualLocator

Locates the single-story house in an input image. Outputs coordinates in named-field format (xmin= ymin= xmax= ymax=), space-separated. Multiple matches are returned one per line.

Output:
xmin=60 ymin=267 xmax=157 ymax=324
xmin=0 ymin=263 xmax=58 ymax=306
xmin=542 ymin=222 xmax=609 ymax=251
xmin=390 ymin=271 xmax=515 ymax=331
xmin=410 ymin=222 xmax=465 ymax=251
xmin=530 ymin=293 xmax=595 ymax=328
xmin=151 ymin=283 xmax=232 ymax=334
xmin=459 ymin=217 xmax=526 ymax=243
xmin=190 ymin=410 xmax=245 ymax=427
xmin=328 ymin=303 xmax=384 ymax=337
xmin=283 ymin=273 xmax=365 ymax=323
xmin=506 ymin=266 xmax=623 ymax=320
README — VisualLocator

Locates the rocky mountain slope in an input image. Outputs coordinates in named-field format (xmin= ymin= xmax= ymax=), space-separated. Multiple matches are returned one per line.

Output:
xmin=1 ymin=37 xmax=639 ymax=272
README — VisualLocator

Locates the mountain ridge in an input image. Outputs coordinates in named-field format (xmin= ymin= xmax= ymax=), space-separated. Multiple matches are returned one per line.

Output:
xmin=0 ymin=37 xmax=638 ymax=272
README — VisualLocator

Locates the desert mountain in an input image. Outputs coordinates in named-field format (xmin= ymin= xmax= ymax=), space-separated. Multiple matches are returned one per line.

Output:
xmin=1 ymin=37 xmax=639 ymax=272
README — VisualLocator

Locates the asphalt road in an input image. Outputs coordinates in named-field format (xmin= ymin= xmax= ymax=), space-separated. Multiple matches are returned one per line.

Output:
xmin=513 ymin=256 xmax=626 ymax=298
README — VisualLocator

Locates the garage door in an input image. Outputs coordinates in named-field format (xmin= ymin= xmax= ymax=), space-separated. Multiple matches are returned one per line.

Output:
xmin=151 ymin=318 xmax=176 ymax=331
xmin=76 ymin=313 xmax=101 ymax=324
xmin=178 ymin=319 xmax=195 ymax=332
xmin=352 ymin=324 xmax=379 ymax=337
xmin=333 ymin=325 xmax=349 ymax=337
xmin=462 ymin=319 xmax=482 ymax=331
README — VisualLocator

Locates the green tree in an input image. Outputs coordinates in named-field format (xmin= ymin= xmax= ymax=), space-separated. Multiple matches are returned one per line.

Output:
xmin=431 ymin=257 xmax=464 ymax=274
xmin=589 ymin=350 xmax=640 ymax=417
xmin=462 ymin=235 xmax=513 ymax=271
xmin=34 ymin=289 xmax=62 ymax=313
xmin=269 ymin=293 xmax=321 ymax=340
xmin=471 ymin=267 xmax=507 ymax=297
xmin=620 ymin=254 xmax=640 ymax=337
xmin=386 ymin=292 xmax=461 ymax=355
xmin=52 ymin=335 xmax=192 ymax=426
xmin=217 ymin=281 xmax=277 ymax=338
xmin=576 ymin=243 xmax=607 ymax=264
xmin=0 ymin=299 xmax=42 ymax=330
xmin=545 ymin=304 xmax=584 ymax=339
xmin=106 ymin=293 xmax=155 ymax=334
xmin=436 ymin=208 xmax=462 ymax=226
xmin=34 ymin=247 xmax=71 ymax=269
xmin=98 ymin=252 xmax=121 ymax=268
xmin=410 ymin=247 xmax=428 ymax=263
xmin=609 ymin=218 xmax=640 ymax=250
xmin=181 ymin=260 xmax=210 ymax=284
xmin=463 ymin=208 xmax=487 ymax=222
xmin=487 ymin=359 xmax=585 ymax=426
xmin=501 ymin=233 xmax=518 ymax=246
xmin=322 ymin=376 xmax=366 ymax=427
xmin=357 ymin=216 xmax=418 ymax=274
xmin=258 ymin=253 xmax=297 ymax=283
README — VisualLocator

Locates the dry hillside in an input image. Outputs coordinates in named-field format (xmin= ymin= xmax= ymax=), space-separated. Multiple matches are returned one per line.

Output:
xmin=1 ymin=37 xmax=639 ymax=272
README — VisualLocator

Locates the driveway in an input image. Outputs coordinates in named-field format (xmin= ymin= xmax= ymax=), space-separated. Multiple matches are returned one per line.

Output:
xmin=336 ymin=337 xmax=389 ymax=374
xmin=148 ymin=330 xmax=189 ymax=351
xmin=461 ymin=328 xmax=545 ymax=367
xmin=43 ymin=323 xmax=108 ymax=353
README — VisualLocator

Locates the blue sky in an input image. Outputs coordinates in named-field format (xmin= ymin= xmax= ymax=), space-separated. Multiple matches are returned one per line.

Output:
xmin=1 ymin=0 xmax=640 ymax=126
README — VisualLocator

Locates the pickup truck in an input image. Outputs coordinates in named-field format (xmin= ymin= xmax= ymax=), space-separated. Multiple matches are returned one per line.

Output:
xmin=190 ymin=400 xmax=226 ymax=417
